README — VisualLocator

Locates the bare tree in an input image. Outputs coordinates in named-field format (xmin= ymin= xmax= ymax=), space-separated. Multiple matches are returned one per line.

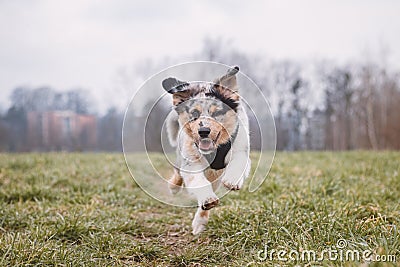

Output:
xmin=323 ymin=67 xmax=354 ymax=150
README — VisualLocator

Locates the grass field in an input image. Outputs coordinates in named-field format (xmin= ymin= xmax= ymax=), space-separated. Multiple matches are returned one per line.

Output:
xmin=0 ymin=152 xmax=399 ymax=266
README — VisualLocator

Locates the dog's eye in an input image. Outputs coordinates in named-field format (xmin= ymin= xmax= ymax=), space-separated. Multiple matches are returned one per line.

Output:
xmin=212 ymin=110 xmax=224 ymax=117
xmin=191 ymin=109 xmax=200 ymax=119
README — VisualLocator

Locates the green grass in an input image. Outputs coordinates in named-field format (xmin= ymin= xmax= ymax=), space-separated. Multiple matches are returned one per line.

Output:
xmin=0 ymin=152 xmax=399 ymax=266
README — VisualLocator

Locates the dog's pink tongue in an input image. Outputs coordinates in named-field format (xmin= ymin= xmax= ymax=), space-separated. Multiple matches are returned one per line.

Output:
xmin=199 ymin=139 xmax=212 ymax=150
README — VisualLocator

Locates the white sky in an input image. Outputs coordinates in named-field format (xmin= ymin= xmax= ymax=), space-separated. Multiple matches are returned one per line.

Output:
xmin=1 ymin=0 xmax=399 ymax=112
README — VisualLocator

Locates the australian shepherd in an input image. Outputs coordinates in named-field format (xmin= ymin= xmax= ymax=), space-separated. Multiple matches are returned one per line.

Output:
xmin=162 ymin=66 xmax=251 ymax=234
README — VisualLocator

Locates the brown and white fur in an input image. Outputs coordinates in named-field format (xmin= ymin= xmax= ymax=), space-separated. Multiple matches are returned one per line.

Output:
xmin=162 ymin=66 xmax=251 ymax=234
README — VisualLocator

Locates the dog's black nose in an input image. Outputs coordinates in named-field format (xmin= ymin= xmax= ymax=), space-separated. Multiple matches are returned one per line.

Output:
xmin=198 ymin=127 xmax=211 ymax=138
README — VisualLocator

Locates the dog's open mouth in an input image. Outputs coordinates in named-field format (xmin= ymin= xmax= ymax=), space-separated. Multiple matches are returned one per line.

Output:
xmin=198 ymin=138 xmax=214 ymax=154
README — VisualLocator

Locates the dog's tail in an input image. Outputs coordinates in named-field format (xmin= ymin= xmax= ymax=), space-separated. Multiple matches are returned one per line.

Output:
xmin=166 ymin=111 xmax=179 ymax=147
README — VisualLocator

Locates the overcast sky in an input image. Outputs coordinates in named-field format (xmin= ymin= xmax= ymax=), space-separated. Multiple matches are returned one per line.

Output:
xmin=1 ymin=0 xmax=399 ymax=112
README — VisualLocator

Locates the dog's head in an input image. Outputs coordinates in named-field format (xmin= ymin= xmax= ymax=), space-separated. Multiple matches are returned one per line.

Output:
xmin=162 ymin=66 xmax=240 ymax=154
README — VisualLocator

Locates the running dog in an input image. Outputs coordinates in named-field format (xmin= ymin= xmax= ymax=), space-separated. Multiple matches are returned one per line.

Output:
xmin=162 ymin=66 xmax=251 ymax=234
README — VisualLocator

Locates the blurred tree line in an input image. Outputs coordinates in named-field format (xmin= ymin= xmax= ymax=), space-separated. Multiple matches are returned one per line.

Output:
xmin=1 ymin=39 xmax=399 ymax=152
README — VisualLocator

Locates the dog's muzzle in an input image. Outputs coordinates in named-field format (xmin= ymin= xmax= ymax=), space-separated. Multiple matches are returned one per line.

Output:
xmin=197 ymin=127 xmax=214 ymax=153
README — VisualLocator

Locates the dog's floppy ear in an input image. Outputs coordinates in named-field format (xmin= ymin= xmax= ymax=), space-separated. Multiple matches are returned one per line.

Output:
xmin=213 ymin=66 xmax=240 ymax=101
xmin=162 ymin=77 xmax=189 ymax=93
xmin=162 ymin=77 xmax=191 ymax=106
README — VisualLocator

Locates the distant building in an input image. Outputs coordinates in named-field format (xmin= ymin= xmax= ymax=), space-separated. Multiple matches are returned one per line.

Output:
xmin=27 ymin=111 xmax=97 ymax=151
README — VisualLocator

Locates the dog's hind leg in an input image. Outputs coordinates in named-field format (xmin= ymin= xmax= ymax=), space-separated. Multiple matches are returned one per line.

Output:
xmin=192 ymin=208 xmax=210 ymax=235
xmin=168 ymin=168 xmax=183 ymax=194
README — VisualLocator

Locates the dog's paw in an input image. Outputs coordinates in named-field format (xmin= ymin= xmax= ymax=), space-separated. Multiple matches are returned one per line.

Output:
xmin=221 ymin=176 xmax=244 ymax=191
xmin=192 ymin=220 xmax=206 ymax=235
xmin=192 ymin=210 xmax=209 ymax=235
xmin=200 ymin=196 xmax=219 ymax=210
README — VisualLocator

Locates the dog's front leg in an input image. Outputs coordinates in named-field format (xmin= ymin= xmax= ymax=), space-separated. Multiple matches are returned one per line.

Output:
xmin=181 ymin=170 xmax=219 ymax=210
xmin=221 ymin=151 xmax=250 ymax=190
xmin=181 ymin=168 xmax=218 ymax=234
xmin=191 ymin=207 xmax=210 ymax=235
